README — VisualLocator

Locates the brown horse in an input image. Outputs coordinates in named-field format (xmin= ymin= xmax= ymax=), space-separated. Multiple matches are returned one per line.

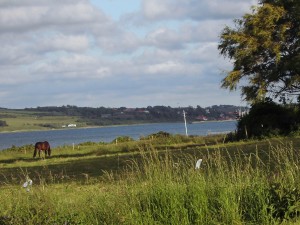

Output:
xmin=33 ymin=141 xmax=51 ymax=158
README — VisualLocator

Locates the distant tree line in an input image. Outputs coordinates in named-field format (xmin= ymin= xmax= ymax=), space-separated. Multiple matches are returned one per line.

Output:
xmin=24 ymin=105 xmax=244 ymax=126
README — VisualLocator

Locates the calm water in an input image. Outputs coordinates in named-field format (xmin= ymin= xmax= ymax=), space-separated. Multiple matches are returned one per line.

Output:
xmin=0 ymin=121 xmax=237 ymax=151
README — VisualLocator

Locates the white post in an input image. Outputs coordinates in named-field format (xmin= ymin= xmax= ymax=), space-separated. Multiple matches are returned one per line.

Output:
xmin=183 ymin=110 xmax=188 ymax=136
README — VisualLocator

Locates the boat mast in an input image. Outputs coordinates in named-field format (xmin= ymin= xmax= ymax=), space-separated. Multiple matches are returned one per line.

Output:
xmin=183 ymin=110 xmax=188 ymax=136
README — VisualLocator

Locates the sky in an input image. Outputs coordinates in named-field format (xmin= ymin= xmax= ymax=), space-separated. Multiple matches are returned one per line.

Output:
xmin=0 ymin=0 xmax=258 ymax=109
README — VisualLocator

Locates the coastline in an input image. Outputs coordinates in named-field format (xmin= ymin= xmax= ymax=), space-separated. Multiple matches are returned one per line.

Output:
xmin=191 ymin=119 xmax=237 ymax=124
xmin=0 ymin=121 xmax=182 ymax=134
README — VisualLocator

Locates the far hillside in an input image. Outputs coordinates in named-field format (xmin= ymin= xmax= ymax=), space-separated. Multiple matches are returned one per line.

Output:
xmin=0 ymin=105 xmax=247 ymax=132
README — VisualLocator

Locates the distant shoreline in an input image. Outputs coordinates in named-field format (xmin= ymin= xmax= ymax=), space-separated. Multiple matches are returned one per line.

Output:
xmin=0 ymin=122 xmax=178 ymax=134
xmin=191 ymin=119 xmax=237 ymax=124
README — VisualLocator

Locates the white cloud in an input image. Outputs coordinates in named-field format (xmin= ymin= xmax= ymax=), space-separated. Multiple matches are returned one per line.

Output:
xmin=96 ymin=29 xmax=141 ymax=53
xmin=0 ymin=0 xmax=257 ymax=108
xmin=0 ymin=1 xmax=104 ymax=33
xmin=37 ymin=34 xmax=90 ymax=53
xmin=141 ymin=0 xmax=258 ymax=21
xmin=145 ymin=60 xmax=182 ymax=74
xmin=32 ymin=54 xmax=110 ymax=79
xmin=0 ymin=6 xmax=46 ymax=32
xmin=142 ymin=0 xmax=174 ymax=20
xmin=0 ymin=67 xmax=32 ymax=85
xmin=145 ymin=27 xmax=185 ymax=49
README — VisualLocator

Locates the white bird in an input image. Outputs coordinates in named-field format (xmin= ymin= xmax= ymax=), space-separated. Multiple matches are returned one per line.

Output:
xmin=195 ymin=159 xmax=203 ymax=169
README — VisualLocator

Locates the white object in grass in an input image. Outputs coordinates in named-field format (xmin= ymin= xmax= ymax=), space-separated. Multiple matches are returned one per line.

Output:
xmin=195 ymin=159 xmax=203 ymax=169
xmin=23 ymin=178 xmax=33 ymax=191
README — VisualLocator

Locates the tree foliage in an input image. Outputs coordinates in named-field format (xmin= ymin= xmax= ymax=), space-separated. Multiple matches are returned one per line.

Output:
xmin=236 ymin=101 xmax=299 ymax=138
xmin=219 ymin=0 xmax=300 ymax=103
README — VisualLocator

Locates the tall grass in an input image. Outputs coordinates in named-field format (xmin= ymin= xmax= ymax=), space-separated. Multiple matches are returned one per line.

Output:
xmin=125 ymin=142 xmax=300 ymax=224
xmin=1 ymin=141 xmax=300 ymax=224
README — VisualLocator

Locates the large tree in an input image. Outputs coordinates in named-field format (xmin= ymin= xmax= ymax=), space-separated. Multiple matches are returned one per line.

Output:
xmin=218 ymin=0 xmax=300 ymax=103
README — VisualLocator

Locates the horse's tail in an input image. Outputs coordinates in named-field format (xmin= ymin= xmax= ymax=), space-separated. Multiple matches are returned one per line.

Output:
xmin=33 ymin=148 xmax=37 ymax=158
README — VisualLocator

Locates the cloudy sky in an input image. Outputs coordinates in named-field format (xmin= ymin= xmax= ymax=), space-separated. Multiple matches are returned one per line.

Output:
xmin=0 ymin=0 xmax=258 ymax=109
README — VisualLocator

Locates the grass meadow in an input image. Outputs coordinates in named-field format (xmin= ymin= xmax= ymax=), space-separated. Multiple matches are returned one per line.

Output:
xmin=0 ymin=109 xmax=81 ymax=132
xmin=0 ymin=134 xmax=300 ymax=224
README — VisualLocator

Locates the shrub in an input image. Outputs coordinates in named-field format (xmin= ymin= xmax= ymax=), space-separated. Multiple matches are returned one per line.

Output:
xmin=0 ymin=120 xmax=7 ymax=127
xmin=237 ymin=101 xmax=299 ymax=139
xmin=111 ymin=136 xmax=134 ymax=144
xmin=4 ymin=144 xmax=34 ymax=152
xmin=141 ymin=131 xmax=171 ymax=140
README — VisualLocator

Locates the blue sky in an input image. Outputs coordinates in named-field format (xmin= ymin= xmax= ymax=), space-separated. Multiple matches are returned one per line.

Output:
xmin=0 ymin=0 xmax=258 ymax=109
xmin=91 ymin=0 xmax=140 ymax=19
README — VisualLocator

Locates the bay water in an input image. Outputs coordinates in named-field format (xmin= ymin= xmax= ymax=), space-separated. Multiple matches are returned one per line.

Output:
xmin=0 ymin=120 xmax=237 ymax=151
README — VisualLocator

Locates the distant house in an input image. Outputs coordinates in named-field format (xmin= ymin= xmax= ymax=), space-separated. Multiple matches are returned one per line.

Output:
xmin=67 ymin=124 xmax=76 ymax=127
xmin=196 ymin=115 xmax=208 ymax=121
xmin=136 ymin=109 xmax=150 ymax=114
xmin=124 ymin=108 xmax=135 ymax=112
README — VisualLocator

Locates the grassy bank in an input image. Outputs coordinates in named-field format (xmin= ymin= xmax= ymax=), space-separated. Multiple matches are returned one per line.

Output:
xmin=0 ymin=109 xmax=82 ymax=132
xmin=0 ymin=135 xmax=300 ymax=224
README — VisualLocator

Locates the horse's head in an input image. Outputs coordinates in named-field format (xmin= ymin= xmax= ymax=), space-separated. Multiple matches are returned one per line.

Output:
xmin=33 ymin=148 xmax=37 ymax=158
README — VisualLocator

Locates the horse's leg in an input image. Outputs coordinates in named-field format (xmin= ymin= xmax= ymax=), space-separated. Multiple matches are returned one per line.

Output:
xmin=33 ymin=149 xmax=37 ymax=158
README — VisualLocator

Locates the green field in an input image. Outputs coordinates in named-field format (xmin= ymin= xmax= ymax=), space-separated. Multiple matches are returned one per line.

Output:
xmin=0 ymin=109 xmax=82 ymax=132
xmin=1 ymin=134 xmax=300 ymax=224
